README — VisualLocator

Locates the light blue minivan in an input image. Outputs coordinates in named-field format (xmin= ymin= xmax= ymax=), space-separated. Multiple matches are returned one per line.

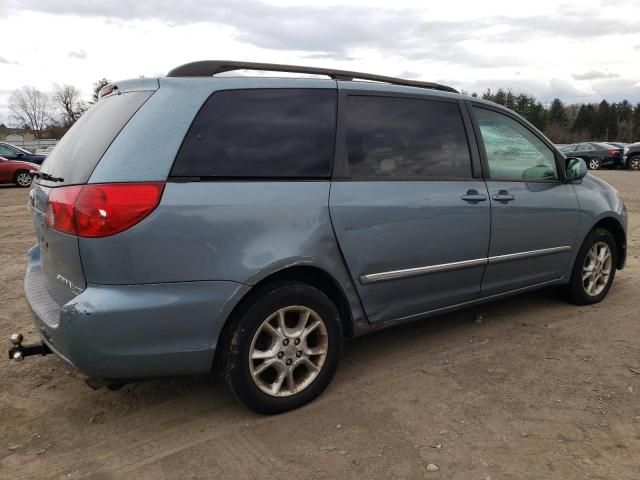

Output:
xmin=10 ymin=61 xmax=627 ymax=413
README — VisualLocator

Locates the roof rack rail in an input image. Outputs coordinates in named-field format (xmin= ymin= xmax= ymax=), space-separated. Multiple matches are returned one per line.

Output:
xmin=166 ymin=60 xmax=458 ymax=93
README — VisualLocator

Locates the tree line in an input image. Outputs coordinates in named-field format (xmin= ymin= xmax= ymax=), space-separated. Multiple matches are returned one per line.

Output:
xmin=3 ymin=79 xmax=110 ymax=139
xmin=5 ymin=81 xmax=640 ymax=144
xmin=469 ymin=88 xmax=640 ymax=144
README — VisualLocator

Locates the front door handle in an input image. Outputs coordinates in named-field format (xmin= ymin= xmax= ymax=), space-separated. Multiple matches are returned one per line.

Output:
xmin=492 ymin=190 xmax=515 ymax=202
xmin=461 ymin=190 xmax=488 ymax=203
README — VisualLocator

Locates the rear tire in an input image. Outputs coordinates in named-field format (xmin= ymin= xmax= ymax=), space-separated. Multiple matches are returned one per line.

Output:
xmin=221 ymin=282 xmax=343 ymax=414
xmin=14 ymin=170 xmax=32 ymax=188
xmin=587 ymin=158 xmax=601 ymax=170
xmin=564 ymin=228 xmax=617 ymax=305
xmin=628 ymin=156 xmax=640 ymax=171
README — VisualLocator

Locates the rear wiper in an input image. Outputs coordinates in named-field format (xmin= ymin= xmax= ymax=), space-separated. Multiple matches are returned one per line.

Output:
xmin=33 ymin=171 xmax=64 ymax=182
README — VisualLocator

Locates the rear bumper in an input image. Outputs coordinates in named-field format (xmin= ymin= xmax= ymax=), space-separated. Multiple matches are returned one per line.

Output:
xmin=24 ymin=245 xmax=249 ymax=379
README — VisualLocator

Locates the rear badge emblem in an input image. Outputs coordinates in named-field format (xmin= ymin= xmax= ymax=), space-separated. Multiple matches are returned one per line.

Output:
xmin=56 ymin=274 xmax=83 ymax=294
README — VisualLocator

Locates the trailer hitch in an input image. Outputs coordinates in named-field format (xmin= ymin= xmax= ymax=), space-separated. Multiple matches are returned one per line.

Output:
xmin=8 ymin=333 xmax=51 ymax=362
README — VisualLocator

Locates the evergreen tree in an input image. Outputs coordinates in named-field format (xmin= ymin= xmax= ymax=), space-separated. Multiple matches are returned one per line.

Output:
xmin=572 ymin=104 xmax=596 ymax=135
xmin=549 ymin=99 xmax=568 ymax=126
xmin=632 ymin=104 xmax=640 ymax=141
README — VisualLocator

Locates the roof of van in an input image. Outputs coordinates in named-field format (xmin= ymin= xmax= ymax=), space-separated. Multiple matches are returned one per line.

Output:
xmin=166 ymin=60 xmax=458 ymax=93
xmin=105 ymin=60 xmax=519 ymax=120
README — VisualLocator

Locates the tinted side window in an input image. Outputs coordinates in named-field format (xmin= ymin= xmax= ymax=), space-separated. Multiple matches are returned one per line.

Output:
xmin=172 ymin=89 xmax=337 ymax=178
xmin=345 ymin=96 xmax=471 ymax=179
xmin=473 ymin=107 xmax=558 ymax=181
xmin=578 ymin=143 xmax=595 ymax=151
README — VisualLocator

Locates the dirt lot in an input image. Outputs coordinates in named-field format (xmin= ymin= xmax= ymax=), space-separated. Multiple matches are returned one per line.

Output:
xmin=1 ymin=171 xmax=639 ymax=480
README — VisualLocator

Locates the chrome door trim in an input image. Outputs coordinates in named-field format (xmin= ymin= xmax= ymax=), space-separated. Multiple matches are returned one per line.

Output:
xmin=359 ymin=245 xmax=572 ymax=285
xmin=360 ymin=258 xmax=488 ymax=285
xmin=487 ymin=245 xmax=572 ymax=265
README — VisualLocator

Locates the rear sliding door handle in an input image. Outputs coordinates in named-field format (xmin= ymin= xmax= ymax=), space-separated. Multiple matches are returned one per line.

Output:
xmin=492 ymin=190 xmax=515 ymax=202
xmin=461 ymin=190 xmax=488 ymax=203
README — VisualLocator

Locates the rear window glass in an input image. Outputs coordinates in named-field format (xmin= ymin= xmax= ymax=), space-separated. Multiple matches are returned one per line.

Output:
xmin=38 ymin=91 xmax=153 ymax=186
xmin=171 ymin=89 xmax=337 ymax=178
xmin=345 ymin=95 xmax=472 ymax=179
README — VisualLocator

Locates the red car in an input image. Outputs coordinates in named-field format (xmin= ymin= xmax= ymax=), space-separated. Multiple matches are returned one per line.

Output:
xmin=0 ymin=156 xmax=39 ymax=187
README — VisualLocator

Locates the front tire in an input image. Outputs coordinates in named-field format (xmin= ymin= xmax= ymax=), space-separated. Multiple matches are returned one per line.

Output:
xmin=628 ymin=156 xmax=640 ymax=171
xmin=14 ymin=170 xmax=32 ymax=187
xmin=221 ymin=282 xmax=343 ymax=414
xmin=565 ymin=228 xmax=617 ymax=305
xmin=588 ymin=158 xmax=601 ymax=170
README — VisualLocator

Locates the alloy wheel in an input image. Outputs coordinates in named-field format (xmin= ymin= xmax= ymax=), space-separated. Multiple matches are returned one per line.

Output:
xmin=630 ymin=157 xmax=640 ymax=171
xmin=249 ymin=305 xmax=328 ymax=397
xmin=588 ymin=159 xmax=600 ymax=170
xmin=16 ymin=172 xmax=32 ymax=187
xmin=582 ymin=241 xmax=612 ymax=297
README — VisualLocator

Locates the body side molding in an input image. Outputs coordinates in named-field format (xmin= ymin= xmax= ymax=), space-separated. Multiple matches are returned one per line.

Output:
xmin=360 ymin=245 xmax=572 ymax=285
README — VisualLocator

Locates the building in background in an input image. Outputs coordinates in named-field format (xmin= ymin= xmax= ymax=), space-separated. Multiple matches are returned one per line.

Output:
xmin=0 ymin=127 xmax=57 ymax=152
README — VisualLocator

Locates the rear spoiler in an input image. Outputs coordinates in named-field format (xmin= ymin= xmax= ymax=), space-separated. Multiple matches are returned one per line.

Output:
xmin=98 ymin=78 xmax=160 ymax=100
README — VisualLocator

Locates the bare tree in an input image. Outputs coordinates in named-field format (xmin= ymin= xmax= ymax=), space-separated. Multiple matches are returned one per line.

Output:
xmin=8 ymin=86 xmax=53 ymax=138
xmin=52 ymin=83 xmax=87 ymax=127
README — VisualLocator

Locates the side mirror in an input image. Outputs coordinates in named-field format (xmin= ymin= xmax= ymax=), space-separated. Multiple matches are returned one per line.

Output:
xmin=566 ymin=157 xmax=587 ymax=182
xmin=16 ymin=152 xmax=24 ymax=159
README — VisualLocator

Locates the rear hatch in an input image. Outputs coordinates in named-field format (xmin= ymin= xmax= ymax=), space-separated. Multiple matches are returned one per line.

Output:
xmin=31 ymin=88 xmax=155 ymax=305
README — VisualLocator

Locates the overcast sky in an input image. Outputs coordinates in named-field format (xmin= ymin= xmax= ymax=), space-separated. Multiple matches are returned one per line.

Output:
xmin=1 ymin=0 xmax=639 ymax=125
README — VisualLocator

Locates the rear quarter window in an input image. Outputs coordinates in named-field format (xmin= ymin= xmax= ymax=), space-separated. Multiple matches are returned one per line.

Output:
xmin=171 ymin=89 xmax=337 ymax=178
xmin=38 ymin=91 xmax=153 ymax=186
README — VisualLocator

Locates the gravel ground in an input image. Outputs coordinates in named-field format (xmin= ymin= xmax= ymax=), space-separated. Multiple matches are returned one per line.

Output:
xmin=1 ymin=171 xmax=639 ymax=480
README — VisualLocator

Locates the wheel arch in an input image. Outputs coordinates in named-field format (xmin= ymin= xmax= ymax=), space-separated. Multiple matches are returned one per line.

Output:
xmin=245 ymin=265 xmax=355 ymax=338
xmin=591 ymin=217 xmax=626 ymax=269
xmin=214 ymin=265 xmax=356 ymax=372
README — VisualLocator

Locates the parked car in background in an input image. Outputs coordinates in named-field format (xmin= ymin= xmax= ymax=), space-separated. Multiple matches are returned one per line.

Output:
xmin=561 ymin=142 xmax=623 ymax=170
xmin=623 ymin=142 xmax=640 ymax=170
xmin=9 ymin=61 xmax=627 ymax=414
xmin=0 ymin=142 xmax=47 ymax=165
xmin=0 ymin=156 xmax=39 ymax=187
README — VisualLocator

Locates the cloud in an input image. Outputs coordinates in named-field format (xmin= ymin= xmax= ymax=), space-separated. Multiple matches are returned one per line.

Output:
xmin=572 ymin=70 xmax=619 ymax=80
xmin=10 ymin=0 xmax=636 ymax=71
xmin=491 ymin=13 xmax=636 ymax=42
xmin=302 ymin=52 xmax=357 ymax=62
xmin=67 ymin=49 xmax=87 ymax=59
xmin=398 ymin=70 xmax=421 ymax=79
xmin=450 ymin=76 xmax=640 ymax=104
xmin=451 ymin=77 xmax=587 ymax=102
xmin=587 ymin=77 xmax=640 ymax=102
xmin=0 ymin=56 xmax=19 ymax=65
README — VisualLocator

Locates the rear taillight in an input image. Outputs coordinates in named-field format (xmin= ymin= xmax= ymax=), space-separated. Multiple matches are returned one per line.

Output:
xmin=46 ymin=182 xmax=164 ymax=238
xmin=609 ymin=149 xmax=621 ymax=156
xmin=46 ymin=186 xmax=83 ymax=235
